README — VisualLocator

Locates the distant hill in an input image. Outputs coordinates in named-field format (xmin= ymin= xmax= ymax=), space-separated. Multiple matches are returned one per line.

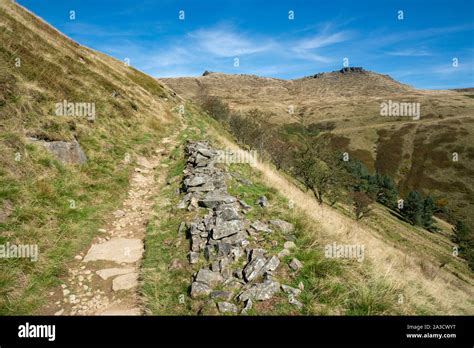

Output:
xmin=161 ymin=70 xmax=474 ymax=235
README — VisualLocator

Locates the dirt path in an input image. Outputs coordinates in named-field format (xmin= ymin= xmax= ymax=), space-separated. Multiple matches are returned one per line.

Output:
xmin=44 ymin=135 xmax=178 ymax=316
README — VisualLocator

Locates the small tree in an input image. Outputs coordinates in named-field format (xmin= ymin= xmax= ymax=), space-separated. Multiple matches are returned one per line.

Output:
xmin=293 ymin=136 xmax=349 ymax=205
xmin=421 ymin=195 xmax=436 ymax=231
xmin=352 ymin=191 xmax=373 ymax=220
xmin=403 ymin=191 xmax=424 ymax=225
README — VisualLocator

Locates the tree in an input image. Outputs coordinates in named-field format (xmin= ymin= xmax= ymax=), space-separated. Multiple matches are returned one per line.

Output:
xmin=403 ymin=191 xmax=424 ymax=225
xmin=421 ymin=195 xmax=436 ymax=231
xmin=376 ymin=174 xmax=398 ymax=209
xmin=352 ymin=191 xmax=373 ymax=220
xmin=293 ymin=136 xmax=349 ymax=205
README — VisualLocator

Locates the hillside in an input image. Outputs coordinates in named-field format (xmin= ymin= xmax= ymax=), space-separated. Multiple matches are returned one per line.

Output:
xmin=161 ymin=70 xmax=474 ymax=237
xmin=0 ymin=0 xmax=180 ymax=313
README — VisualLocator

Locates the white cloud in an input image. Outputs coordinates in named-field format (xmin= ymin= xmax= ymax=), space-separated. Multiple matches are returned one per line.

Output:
xmin=188 ymin=25 xmax=276 ymax=57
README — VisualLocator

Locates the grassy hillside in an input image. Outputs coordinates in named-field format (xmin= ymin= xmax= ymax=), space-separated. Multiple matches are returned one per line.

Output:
xmin=0 ymin=1 xmax=178 ymax=314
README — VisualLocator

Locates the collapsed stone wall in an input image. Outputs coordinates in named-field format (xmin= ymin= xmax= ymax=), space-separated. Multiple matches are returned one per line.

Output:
xmin=177 ymin=141 xmax=304 ymax=314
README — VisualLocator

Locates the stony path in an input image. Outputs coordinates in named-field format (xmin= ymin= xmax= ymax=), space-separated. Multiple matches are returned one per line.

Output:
xmin=46 ymin=136 xmax=177 ymax=316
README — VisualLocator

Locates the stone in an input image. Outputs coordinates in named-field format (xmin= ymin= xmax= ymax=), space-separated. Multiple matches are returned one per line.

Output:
xmin=212 ymin=220 xmax=244 ymax=240
xmin=217 ymin=301 xmax=238 ymax=314
xmin=241 ymin=299 xmax=253 ymax=315
xmin=243 ymin=256 xmax=266 ymax=282
xmin=220 ymin=231 xmax=247 ymax=245
xmin=283 ymin=241 xmax=296 ymax=250
xmin=288 ymin=295 xmax=303 ymax=309
xmin=239 ymin=281 xmax=280 ymax=302
xmin=256 ymin=196 xmax=268 ymax=207
xmin=83 ymin=238 xmax=143 ymax=263
xmin=250 ymin=221 xmax=272 ymax=233
xmin=27 ymin=138 xmax=87 ymax=164
xmin=289 ymin=258 xmax=303 ymax=271
xmin=218 ymin=207 xmax=240 ymax=221
xmin=96 ymin=268 xmax=135 ymax=280
xmin=188 ymin=251 xmax=200 ymax=264
xmin=262 ymin=255 xmax=280 ymax=273
xmin=239 ymin=200 xmax=252 ymax=210
xmin=112 ymin=272 xmax=138 ymax=291
xmin=190 ymin=281 xmax=212 ymax=298
xmin=281 ymin=284 xmax=301 ymax=297
xmin=195 ymin=269 xmax=224 ymax=287
xmin=178 ymin=222 xmax=187 ymax=235
xmin=216 ymin=242 xmax=232 ymax=257
xmin=199 ymin=190 xmax=237 ymax=209
xmin=269 ymin=219 xmax=295 ymax=234
xmin=210 ymin=290 xmax=233 ymax=301
xmin=186 ymin=176 xmax=207 ymax=187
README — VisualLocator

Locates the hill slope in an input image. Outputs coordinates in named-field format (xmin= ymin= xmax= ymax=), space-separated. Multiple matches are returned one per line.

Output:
xmin=0 ymin=0 xmax=179 ymax=313
xmin=161 ymin=70 xmax=474 ymax=236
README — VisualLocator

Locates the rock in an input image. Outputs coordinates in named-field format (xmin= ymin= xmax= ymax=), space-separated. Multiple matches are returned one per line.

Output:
xmin=289 ymin=258 xmax=303 ymax=271
xmin=27 ymin=138 xmax=87 ymax=164
xmin=288 ymin=295 xmax=303 ymax=309
xmin=241 ymin=299 xmax=253 ymax=315
xmin=178 ymin=222 xmax=187 ymax=236
xmin=190 ymin=281 xmax=212 ymax=298
xmin=199 ymin=191 xmax=237 ymax=208
xmin=239 ymin=281 xmax=280 ymax=302
xmin=269 ymin=219 xmax=295 ymax=234
xmin=250 ymin=221 xmax=272 ymax=233
xmin=243 ymin=255 xmax=267 ymax=282
xmin=113 ymin=210 xmax=126 ymax=218
xmin=256 ymin=196 xmax=268 ymax=207
xmin=212 ymin=220 xmax=244 ymax=240
xmin=112 ymin=272 xmax=138 ymax=291
xmin=284 ymin=241 xmax=296 ymax=250
xmin=210 ymin=290 xmax=233 ymax=301
xmin=281 ymin=284 xmax=301 ymax=297
xmin=239 ymin=200 xmax=252 ymax=210
xmin=54 ymin=309 xmax=64 ymax=316
xmin=218 ymin=207 xmax=240 ymax=221
xmin=219 ymin=231 xmax=247 ymax=246
xmin=83 ymin=238 xmax=143 ymax=263
xmin=195 ymin=269 xmax=224 ymax=287
xmin=262 ymin=255 xmax=280 ymax=273
xmin=278 ymin=248 xmax=291 ymax=258
xmin=188 ymin=251 xmax=200 ymax=264
xmin=186 ymin=176 xmax=207 ymax=187
xmin=216 ymin=242 xmax=232 ymax=257
xmin=74 ymin=255 xmax=83 ymax=260
xmin=217 ymin=301 xmax=238 ymax=314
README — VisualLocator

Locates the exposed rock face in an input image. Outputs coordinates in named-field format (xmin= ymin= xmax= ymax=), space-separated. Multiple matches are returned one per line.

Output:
xmin=179 ymin=141 xmax=304 ymax=314
xmin=27 ymin=137 xmax=87 ymax=164
xmin=339 ymin=67 xmax=365 ymax=74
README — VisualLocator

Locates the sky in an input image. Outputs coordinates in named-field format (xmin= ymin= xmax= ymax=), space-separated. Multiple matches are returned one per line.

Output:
xmin=17 ymin=0 xmax=474 ymax=89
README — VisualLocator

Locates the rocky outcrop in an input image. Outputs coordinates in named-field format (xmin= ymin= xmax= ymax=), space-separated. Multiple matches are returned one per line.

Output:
xmin=178 ymin=141 xmax=303 ymax=314
xmin=27 ymin=137 xmax=87 ymax=164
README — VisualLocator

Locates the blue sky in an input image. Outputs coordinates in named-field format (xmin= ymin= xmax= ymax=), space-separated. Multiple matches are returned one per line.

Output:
xmin=18 ymin=0 xmax=474 ymax=89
